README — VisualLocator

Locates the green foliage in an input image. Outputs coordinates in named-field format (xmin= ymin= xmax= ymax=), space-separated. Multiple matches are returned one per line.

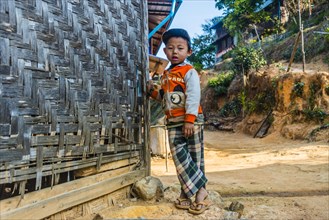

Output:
xmin=303 ymin=108 xmax=328 ymax=124
xmin=187 ymin=17 xmax=220 ymax=70
xmin=231 ymin=46 xmax=267 ymax=74
xmin=323 ymin=54 xmax=329 ymax=66
xmin=284 ymin=16 xmax=300 ymax=34
xmin=193 ymin=63 xmax=203 ymax=73
xmin=222 ymin=49 xmax=234 ymax=60
xmin=249 ymin=92 xmax=275 ymax=113
xmin=208 ymin=71 xmax=235 ymax=96
xmin=306 ymin=82 xmax=328 ymax=123
xmin=215 ymin=0 xmax=273 ymax=36
xmin=291 ymin=81 xmax=328 ymax=124
xmin=292 ymin=81 xmax=304 ymax=98
xmin=254 ymin=91 xmax=276 ymax=113
xmin=303 ymin=6 xmax=329 ymax=29
xmin=237 ymin=89 xmax=275 ymax=115
xmin=188 ymin=34 xmax=216 ymax=69
xmin=308 ymin=109 xmax=328 ymax=123
xmin=219 ymin=98 xmax=242 ymax=117
xmin=325 ymin=27 xmax=329 ymax=42
xmin=238 ymin=90 xmax=248 ymax=114
xmin=308 ymin=81 xmax=322 ymax=109
xmin=296 ymin=31 xmax=329 ymax=62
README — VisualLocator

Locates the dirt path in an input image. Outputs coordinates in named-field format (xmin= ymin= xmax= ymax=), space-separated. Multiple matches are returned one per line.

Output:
xmin=93 ymin=130 xmax=329 ymax=219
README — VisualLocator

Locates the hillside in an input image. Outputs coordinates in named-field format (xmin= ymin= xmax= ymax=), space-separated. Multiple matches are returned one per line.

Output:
xmin=201 ymin=2 xmax=329 ymax=142
xmin=202 ymin=59 xmax=329 ymax=142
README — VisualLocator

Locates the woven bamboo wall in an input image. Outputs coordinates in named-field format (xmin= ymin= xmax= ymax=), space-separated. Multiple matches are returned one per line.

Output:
xmin=0 ymin=0 xmax=148 ymax=196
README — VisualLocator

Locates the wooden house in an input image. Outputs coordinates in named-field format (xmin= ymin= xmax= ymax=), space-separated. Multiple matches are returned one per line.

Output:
xmin=0 ymin=0 xmax=180 ymax=219
xmin=211 ymin=20 xmax=237 ymax=63
xmin=211 ymin=0 xmax=287 ymax=63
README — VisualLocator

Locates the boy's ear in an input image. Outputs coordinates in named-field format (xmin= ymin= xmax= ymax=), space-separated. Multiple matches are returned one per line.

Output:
xmin=163 ymin=47 xmax=168 ymax=55
xmin=187 ymin=49 xmax=192 ymax=56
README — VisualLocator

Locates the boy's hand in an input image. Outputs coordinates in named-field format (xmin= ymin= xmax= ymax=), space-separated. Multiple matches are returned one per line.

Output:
xmin=146 ymin=80 xmax=154 ymax=96
xmin=146 ymin=80 xmax=154 ymax=93
xmin=183 ymin=122 xmax=194 ymax=138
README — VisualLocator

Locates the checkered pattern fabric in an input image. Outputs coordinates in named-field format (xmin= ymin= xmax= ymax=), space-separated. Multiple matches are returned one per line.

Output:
xmin=168 ymin=124 xmax=207 ymax=198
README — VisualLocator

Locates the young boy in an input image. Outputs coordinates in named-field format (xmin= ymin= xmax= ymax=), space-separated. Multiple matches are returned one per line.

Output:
xmin=147 ymin=28 xmax=211 ymax=215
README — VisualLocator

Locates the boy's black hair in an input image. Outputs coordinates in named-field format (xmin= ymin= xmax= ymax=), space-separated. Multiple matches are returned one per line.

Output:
xmin=162 ymin=28 xmax=191 ymax=50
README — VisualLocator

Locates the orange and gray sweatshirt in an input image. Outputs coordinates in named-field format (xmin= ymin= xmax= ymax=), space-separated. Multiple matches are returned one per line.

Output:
xmin=149 ymin=62 xmax=203 ymax=125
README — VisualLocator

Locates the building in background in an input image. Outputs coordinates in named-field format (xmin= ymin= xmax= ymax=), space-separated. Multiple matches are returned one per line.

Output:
xmin=211 ymin=0 xmax=288 ymax=63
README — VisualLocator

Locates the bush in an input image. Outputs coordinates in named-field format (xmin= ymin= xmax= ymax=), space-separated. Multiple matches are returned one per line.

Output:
xmin=238 ymin=90 xmax=275 ymax=115
xmin=207 ymin=71 xmax=235 ymax=96
xmin=231 ymin=46 xmax=267 ymax=74
xmin=219 ymin=98 xmax=242 ymax=117
xmin=193 ymin=63 xmax=203 ymax=73
xmin=303 ymin=108 xmax=328 ymax=123
xmin=292 ymin=81 xmax=305 ymax=98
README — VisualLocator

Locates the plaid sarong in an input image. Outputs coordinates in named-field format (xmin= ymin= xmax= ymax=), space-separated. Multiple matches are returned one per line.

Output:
xmin=168 ymin=124 xmax=207 ymax=198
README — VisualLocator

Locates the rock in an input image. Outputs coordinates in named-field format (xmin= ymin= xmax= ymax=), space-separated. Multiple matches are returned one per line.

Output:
xmin=93 ymin=214 xmax=103 ymax=220
xmin=228 ymin=201 xmax=244 ymax=218
xmin=223 ymin=211 xmax=240 ymax=220
xmin=208 ymin=191 xmax=225 ymax=207
xmin=132 ymin=176 xmax=164 ymax=201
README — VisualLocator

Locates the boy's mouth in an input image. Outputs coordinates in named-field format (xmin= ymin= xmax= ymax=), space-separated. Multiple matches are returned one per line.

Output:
xmin=172 ymin=56 xmax=179 ymax=61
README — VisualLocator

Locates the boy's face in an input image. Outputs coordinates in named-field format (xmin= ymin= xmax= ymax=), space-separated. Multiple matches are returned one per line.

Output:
xmin=163 ymin=37 xmax=192 ymax=65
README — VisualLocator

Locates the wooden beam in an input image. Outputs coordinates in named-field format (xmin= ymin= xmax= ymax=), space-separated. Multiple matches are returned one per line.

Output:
xmin=74 ymin=157 xmax=139 ymax=177
xmin=1 ymin=162 xmax=139 ymax=211
xmin=0 ymin=169 xmax=146 ymax=220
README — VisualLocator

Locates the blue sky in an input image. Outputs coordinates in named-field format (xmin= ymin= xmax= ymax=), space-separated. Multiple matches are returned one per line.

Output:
xmin=156 ymin=0 xmax=223 ymax=59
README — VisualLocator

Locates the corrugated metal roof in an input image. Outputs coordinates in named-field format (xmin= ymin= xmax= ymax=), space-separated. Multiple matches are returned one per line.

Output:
xmin=148 ymin=0 xmax=182 ymax=55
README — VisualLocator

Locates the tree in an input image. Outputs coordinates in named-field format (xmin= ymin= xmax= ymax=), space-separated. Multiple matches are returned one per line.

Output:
xmin=187 ymin=17 xmax=221 ymax=70
xmin=215 ymin=0 xmax=272 ymax=38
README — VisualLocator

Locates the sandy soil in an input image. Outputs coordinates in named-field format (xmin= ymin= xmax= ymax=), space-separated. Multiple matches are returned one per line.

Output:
xmin=92 ymin=130 xmax=329 ymax=220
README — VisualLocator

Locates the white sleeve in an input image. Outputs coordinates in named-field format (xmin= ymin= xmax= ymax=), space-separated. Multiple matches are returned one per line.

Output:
xmin=184 ymin=69 xmax=200 ymax=116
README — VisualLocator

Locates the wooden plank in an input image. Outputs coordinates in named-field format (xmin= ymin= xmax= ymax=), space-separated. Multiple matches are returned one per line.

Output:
xmin=52 ymin=186 xmax=130 ymax=220
xmin=0 ymin=169 xmax=146 ymax=220
xmin=74 ymin=157 xmax=139 ymax=177
xmin=0 ymin=149 xmax=26 ymax=162
xmin=0 ymin=151 xmax=140 ymax=184
xmin=31 ymin=135 xmax=81 ymax=146
xmin=0 ymin=165 xmax=140 ymax=211
xmin=0 ymin=136 xmax=18 ymax=148
xmin=0 ymin=124 xmax=11 ymax=136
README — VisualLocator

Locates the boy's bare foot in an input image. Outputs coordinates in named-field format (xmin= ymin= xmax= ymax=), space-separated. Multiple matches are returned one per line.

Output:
xmin=174 ymin=190 xmax=191 ymax=210
xmin=188 ymin=187 xmax=212 ymax=215
xmin=195 ymin=187 xmax=208 ymax=203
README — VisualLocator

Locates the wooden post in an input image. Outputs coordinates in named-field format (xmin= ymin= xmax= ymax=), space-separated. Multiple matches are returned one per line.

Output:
xmin=165 ymin=128 xmax=169 ymax=172
xmin=141 ymin=0 xmax=151 ymax=177
xmin=286 ymin=31 xmax=301 ymax=72
xmin=298 ymin=0 xmax=306 ymax=72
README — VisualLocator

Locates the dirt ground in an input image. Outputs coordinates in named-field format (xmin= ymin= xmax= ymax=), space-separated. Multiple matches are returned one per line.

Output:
xmin=92 ymin=130 xmax=329 ymax=220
